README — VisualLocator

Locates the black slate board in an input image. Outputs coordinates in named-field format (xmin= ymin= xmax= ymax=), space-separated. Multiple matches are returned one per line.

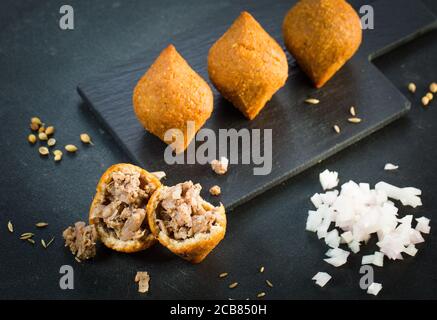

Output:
xmin=77 ymin=0 xmax=436 ymax=210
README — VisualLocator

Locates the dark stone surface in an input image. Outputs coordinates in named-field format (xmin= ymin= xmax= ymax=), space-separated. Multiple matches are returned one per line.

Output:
xmin=0 ymin=0 xmax=436 ymax=299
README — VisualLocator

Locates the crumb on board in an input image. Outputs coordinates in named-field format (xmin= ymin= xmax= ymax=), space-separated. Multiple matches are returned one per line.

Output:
xmin=211 ymin=157 xmax=229 ymax=175
xmin=209 ymin=185 xmax=221 ymax=196
xmin=135 ymin=271 xmax=150 ymax=293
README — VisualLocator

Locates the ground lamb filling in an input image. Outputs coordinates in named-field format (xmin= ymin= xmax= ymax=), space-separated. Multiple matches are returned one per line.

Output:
xmin=156 ymin=181 xmax=219 ymax=240
xmin=95 ymin=168 xmax=155 ymax=241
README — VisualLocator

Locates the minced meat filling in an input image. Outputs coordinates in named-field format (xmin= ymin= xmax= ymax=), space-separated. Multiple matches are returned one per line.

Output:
xmin=63 ymin=221 xmax=97 ymax=260
xmin=96 ymin=168 xmax=155 ymax=241
xmin=157 ymin=181 xmax=218 ymax=240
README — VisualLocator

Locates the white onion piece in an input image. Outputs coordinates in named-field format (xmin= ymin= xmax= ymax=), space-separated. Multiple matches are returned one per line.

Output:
xmin=312 ymin=272 xmax=332 ymax=287
xmin=404 ymin=244 xmax=418 ymax=256
xmin=375 ymin=182 xmax=422 ymax=208
xmin=367 ymin=283 xmax=382 ymax=296
xmin=324 ymin=256 xmax=348 ymax=267
xmin=348 ymin=240 xmax=360 ymax=253
xmin=324 ymin=248 xmax=349 ymax=267
xmin=325 ymin=229 xmax=340 ymax=248
xmin=341 ymin=231 xmax=353 ymax=244
xmin=311 ymin=193 xmax=323 ymax=209
xmin=361 ymin=255 xmax=374 ymax=265
xmin=384 ymin=163 xmax=399 ymax=170
xmin=415 ymin=217 xmax=431 ymax=234
xmin=320 ymin=190 xmax=339 ymax=206
xmin=306 ymin=210 xmax=323 ymax=232
xmin=373 ymin=252 xmax=384 ymax=267
xmin=319 ymin=169 xmax=339 ymax=190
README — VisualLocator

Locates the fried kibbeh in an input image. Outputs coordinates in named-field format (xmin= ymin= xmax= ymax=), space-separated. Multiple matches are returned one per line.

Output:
xmin=283 ymin=0 xmax=362 ymax=88
xmin=133 ymin=45 xmax=213 ymax=153
xmin=147 ymin=181 xmax=226 ymax=263
xmin=89 ymin=163 xmax=161 ymax=253
xmin=208 ymin=12 xmax=288 ymax=120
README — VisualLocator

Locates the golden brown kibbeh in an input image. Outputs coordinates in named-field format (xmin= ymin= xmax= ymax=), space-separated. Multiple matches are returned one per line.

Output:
xmin=283 ymin=0 xmax=362 ymax=88
xmin=208 ymin=12 xmax=288 ymax=120
xmin=89 ymin=163 xmax=161 ymax=253
xmin=133 ymin=45 xmax=213 ymax=153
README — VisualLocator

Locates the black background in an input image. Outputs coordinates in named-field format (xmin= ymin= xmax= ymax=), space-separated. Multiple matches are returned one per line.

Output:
xmin=0 ymin=0 xmax=436 ymax=299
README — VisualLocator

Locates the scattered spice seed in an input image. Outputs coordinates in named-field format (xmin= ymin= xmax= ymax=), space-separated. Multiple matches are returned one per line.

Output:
xmin=426 ymin=92 xmax=433 ymax=101
xmin=65 ymin=144 xmax=78 ymax=152
xmin=28 ymin=134 xmax=37 ymax=144
xmin=20 ymin=233 xmax=34 ymax=240
xmin=259 ymin=266 xmax=265 ymax=273
xmin=45 ymin=126 xmax=55 ymax=135
xmin=46 ymin=237 xmax=55 ymax=248
xmin=305 ymin=98 xmax=320 ymax=105
xmin=41 ymin=239 xmax=47 ymax=248
xmin=38 ymin=126 xmax=46 ymax=133
xmin=38 ymin=132 xmax=48 ymax=141
xmin=229 ymin=282 xmax=238 ymax=289
xmin=350 ymin=106 xmax=356 ymax=116
xmin=36 ymin=222 xmax=48 ymax=228
xmin=47 ymin=138 xmax=56 ymax=147
xmin=219 ymin=272 xmax=229 ymax=278
xmin=266 ymin=280 xmax=274 ymax=288
xmin=27 ymin=238 xmax=35 ymax=244
xmin=39 ymin=146 xmax=49 ymax=156
xmin=53 ymin=149 xmax=63 ymax=156
xmin=54 ymin=154 xmax=62 ymax=162
xmin=257 ymin=292 xmax=266 ymax=298
xmin=430 ymin=82 xmax=437 ymax=94
xmin=333 ymin=125 xmax=341 ymax=134
xmin=80 ymin=133 xmax=93 ymax=145
xmin=422 ymin=96 xmax=430 ymax=107
xmin=30 ymin=123 xmax=39 ymax=131
xmin=7 ymin=221 xmax=13 ymax=233
xmin=31 ymin=117 xmax=42 ymax=126
xmin=348 ymin=117 xmax=362 ymax=123
xmin=408 ymin=82 xmax=416 ymax=93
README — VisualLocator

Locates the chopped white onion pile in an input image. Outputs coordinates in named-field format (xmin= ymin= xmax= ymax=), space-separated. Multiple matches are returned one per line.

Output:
xmin=319 ymin=169 xmax=339 ymax=190
xmin=367 ymin=282 xmax=383 ymax=296
xmin=312 ymin=272 xmax=332 ymax=287
xmin=384 ymin=163 xmax=399 ymax=171
xmin=307 ymin=170 xmax=431 ymax=295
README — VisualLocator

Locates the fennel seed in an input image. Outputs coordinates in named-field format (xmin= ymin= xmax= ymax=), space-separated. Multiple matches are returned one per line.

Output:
xmin=229 ymin=282 xmax=238 ymax=289
xmin=348 ymin=117 xmax=362 ymax=123
xmin=305 ymin=98 xmax=320 ymax=105
xmin=7 ymin=221 xmax=13 ymax=233
xmin=36 ymin=222 xmax=48 ymax=228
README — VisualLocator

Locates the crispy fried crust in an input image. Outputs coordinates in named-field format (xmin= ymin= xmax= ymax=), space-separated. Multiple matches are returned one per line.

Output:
xmin=147 ymin=186 xmax=227 ymax=263
xmin=282 ymin=0 xmax=362 ymax=88
xmin=133 ymin=45 xmax=214 ymax=153
xmin=208 ymin=11 xmax=288 ymax=120
xmin=89 ymin=163 xmax=161 ymax=253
